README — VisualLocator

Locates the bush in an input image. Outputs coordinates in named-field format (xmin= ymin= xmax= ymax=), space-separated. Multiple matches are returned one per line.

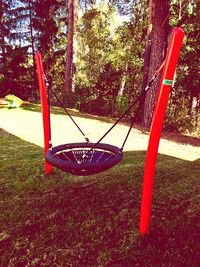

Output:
xmin=164 ymin=112 xmax=199 ymax=134
xmin=80 ymin=97 xmax=112 ymax=116
xmin=116 ymin=95 xmax=129 ymax=115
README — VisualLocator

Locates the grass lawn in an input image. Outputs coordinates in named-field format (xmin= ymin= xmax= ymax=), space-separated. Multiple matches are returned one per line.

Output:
xmin=0 ymin=124 xmax=200 ymax=266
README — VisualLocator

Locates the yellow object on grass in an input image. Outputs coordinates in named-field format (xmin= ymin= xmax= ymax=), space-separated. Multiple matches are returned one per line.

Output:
xmin=4 ymin=94 xmax=23 ymax=108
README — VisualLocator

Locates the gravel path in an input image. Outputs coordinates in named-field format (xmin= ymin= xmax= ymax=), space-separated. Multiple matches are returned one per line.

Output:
xmin=0 ymin=108 xmax=199 ymax=161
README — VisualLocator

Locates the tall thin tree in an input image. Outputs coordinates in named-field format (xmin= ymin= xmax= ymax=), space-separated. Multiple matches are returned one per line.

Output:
xmin=28 ymin=0 xmax=37 ymax=98
xmin=65 ymin=0 xmax=78 ymax=93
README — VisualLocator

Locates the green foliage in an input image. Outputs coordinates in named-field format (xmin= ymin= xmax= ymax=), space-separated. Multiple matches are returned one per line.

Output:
xmin=0 ymin=0 xmax=34 ymax=99
xmin=164 ymin=1 xmax=200 ymax=134
xmin=0 ymin=45 xmax=31 ymax=98
xmin=0 ymin=0 xmax=66 ymax=100
xmin=116 ymin=94 xmax=129 ymax=114
xmin=32 ymin=0 xmax=67 ymax=95
xmin=164 ymin=105 xmax=198 ymax=134
xmin=76 ymin=1 xmax=147 ymax=115
xmin=0 ymin=0 xmax=199 ymax=133
xmin=77 ymin=3 xmax=118 ymax=87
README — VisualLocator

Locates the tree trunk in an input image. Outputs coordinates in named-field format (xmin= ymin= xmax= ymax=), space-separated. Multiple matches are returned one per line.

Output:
xmin=189 ymin=96 xmax=197 ymax=115
xmin=71 ymin=0 xmax=78 ymax=92
xmin=135 ymin=6 xmax=153 ymax=125
xmin=118 ymin=63 xmax=128 ymax=96
xmin=65 ymin=0 xmax=78 ymax=93
xmin=179 ymin=0 xmax=182 ymax=20
xmin=143 ymin=0 xmax=169 ymax=128
xmin=65 ymin=0 xmax=74 ymax=92
xmin=29 ymin=0 xmax=37 ymax=98
xmin=0 ymin=2 xmax=5 ymax=70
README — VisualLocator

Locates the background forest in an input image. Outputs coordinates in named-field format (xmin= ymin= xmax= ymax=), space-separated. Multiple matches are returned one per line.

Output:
xmin=0 ymin=0 xmax=199 ymax=134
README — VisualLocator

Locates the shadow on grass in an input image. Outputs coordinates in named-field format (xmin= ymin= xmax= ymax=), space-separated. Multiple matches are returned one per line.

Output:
xmin=160 ymin=131 xmax=200 ymax=147
xmin=0 ymin=128 xmax=199 ymax=266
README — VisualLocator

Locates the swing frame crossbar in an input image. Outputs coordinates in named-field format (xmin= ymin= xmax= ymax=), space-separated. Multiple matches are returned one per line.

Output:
xmin=36 ymin=27 xmax=184 ymax=234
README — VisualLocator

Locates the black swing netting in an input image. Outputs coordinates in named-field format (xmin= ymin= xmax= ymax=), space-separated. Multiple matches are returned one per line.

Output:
xmin=45 ymin=142 xmax=123 ymax=176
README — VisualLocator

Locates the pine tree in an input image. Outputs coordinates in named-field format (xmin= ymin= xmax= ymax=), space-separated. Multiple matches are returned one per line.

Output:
xmin=0 ymin=0 xmax=30 ymax=98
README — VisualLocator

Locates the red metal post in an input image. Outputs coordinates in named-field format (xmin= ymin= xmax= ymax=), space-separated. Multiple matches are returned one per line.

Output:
xmin=140 ymin=27 xmax=184 ymax=234
xmin=35 ymin=52 xmax=52 ymax=174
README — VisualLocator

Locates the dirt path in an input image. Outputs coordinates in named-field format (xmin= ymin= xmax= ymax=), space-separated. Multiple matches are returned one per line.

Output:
xmin=0 ymin=108 xmax=199 ymax=161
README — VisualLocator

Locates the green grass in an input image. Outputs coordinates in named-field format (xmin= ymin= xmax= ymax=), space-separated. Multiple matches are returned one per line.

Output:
xmin=0 ymin=128 xmax=199 ymax=266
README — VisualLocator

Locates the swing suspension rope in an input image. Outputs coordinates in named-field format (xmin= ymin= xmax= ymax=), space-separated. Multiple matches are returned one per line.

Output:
xmin=44 ymin=60 xmax=164 ymax=174
xmin=45 ymin=75 xmax=90 ymax=144
xmin=47 ymin=61 xmax=164 ymax=148
xmin=80 ymin=60 xmax=165 ymax=159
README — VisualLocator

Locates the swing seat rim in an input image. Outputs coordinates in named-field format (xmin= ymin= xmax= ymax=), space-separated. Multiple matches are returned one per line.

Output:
xmin=45 ymin=142 xmax=123 ymax=176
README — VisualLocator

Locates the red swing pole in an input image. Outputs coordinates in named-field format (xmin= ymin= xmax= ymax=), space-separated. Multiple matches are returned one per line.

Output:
xmin=140 ymin=27 xmax=184 ymax=234
xmin=35 ymin=52 xmax=52 ymax=174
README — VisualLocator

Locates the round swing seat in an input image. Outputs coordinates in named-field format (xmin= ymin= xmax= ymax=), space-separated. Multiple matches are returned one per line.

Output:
xmin=45 ymin=142 xmax=123 ymax=176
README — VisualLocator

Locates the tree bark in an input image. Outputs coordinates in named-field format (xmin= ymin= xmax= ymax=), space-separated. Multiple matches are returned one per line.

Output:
xmin=65 ymin=0 xmax=78 ymax=93
xmin=0 ymin=2 xmax=5 ymax=69
xmin=29 ymin=0 xmax=37 ymax=98
xmin=71 ymin=0 xmax=78 ymax=92
xmin=65 ymin=0 xmax=74 ymax=92
xmin=143 ymin=0 xmax=169 ymax=128
xmin=118 ymin=63 xmax=128 ymax=96
xmin=135 ymin=5 xmax=153 ymax=125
